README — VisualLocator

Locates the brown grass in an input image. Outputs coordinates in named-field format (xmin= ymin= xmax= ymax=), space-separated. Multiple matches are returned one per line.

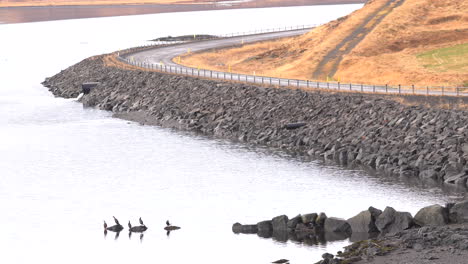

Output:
xmin=180 ymin=0 xmax=468 ymax=87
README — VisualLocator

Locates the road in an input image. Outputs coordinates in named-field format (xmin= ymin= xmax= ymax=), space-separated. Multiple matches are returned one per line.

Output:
xmin=127 ymin=28 xmax=311 ymax=68
xmin=121 ymin=28 xmax=467 ymax=97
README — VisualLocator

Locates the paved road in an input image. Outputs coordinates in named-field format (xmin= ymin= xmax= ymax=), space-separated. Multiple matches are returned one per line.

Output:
xmin=122 ymin=28 xmax=467 ymax=97
xmin=125 ymin=28 xmax=310 ymax=68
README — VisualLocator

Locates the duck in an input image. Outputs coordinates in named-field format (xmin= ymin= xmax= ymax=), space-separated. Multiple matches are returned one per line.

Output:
xmin=164 ymin=220 xmax=181 ymax=231
xmin=104 ymin=216 xmax=124 ymax=232
xmin=128 ymin=217 xmax=148 ymax=233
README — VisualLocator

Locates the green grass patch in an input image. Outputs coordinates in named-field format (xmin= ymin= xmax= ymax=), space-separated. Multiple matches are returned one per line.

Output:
xmin=417 ymin=43 xmax=468 ymax=72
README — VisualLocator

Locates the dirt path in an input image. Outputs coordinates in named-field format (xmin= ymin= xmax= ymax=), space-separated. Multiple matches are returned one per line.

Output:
xmin=312 ymin=0 xmax=405 ymax=80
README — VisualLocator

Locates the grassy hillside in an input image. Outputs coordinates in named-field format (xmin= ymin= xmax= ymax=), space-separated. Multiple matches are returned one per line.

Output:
xmin=181 ymin=0 xmax=468 ymax=87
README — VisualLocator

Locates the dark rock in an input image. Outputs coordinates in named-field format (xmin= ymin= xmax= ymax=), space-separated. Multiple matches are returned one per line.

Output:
xmin=449 ymin=200 xmax=468 ymax=223
xmin=232 ymin=223 xmax=258 ymax=234
xmin=375 ymin=207 xmax=414 ymax=235
xmin=301 ymin=213 xmax=318 ymax=225
xmin=324 ymin=217 xmax=351 ymax=234
xmin=257 ymin=220 xmax=273 ymax=232
xmin=287 ymin=214 xmax=302 ymax=229
xmin=272 ymin=215 xmax=289 ymax=231
xmin=414 ymin=204 xmax=448 ymax=226
xmin=316 ymin=212 xmax=328 ymax=227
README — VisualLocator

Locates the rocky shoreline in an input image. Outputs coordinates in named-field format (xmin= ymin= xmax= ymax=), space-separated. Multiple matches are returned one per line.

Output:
xmin=43 ymin=54 xmax=468 ymax=191
xmin=233 ymin=201 xmax=468 ymax=263
xmin=42 ymin=53 xmax=468 ymax=263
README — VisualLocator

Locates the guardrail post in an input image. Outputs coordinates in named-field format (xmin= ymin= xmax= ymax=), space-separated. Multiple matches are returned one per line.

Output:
xmin=224 ymin=73 xmax=226 ymax=79
xmin=238 ymin=74 xmax=240 ymax=81
xmin=262 ymin=77 xmax=264 ymax=84
xmin=307 ymin=80 xmax=309 ymax=88
xmin=317 ymin=82 xmax=319 ymax=89
xmin=287 ymin=79 xmax=290 ymax=86
xmin=349 ymin=83 xmax=352 ymax=91
xmin=231 ymin=74 xmax=233 ymax=81
xmin=210 ymin=71 xmax=212 ymax=78
xmin=457 ymin=87 xmax=459 ymax=96
xmin=373 ymin=85 xmax=375 ymax=92
xmin=327 ymin=82 xmax=329 ymax=89
xmin=254 ymin=76 xmax=256 ymax=83
xmin=270 ymin=78 xmax=272 ymax=85
xmin=361 ymin=84 xmax=363 ymax=92
xmin=338 ymin=82 xmax=340 ymax=90
xmin=398 ymin=84 xmax=401 ymax=94
xmin=412 ymin=85 xmax=415 ymax=94
xmin=442 ymin=86 xmax=444 ymax=96
xmin=217 ymin=72 xmax=219 ymax=78
xmin=426 ymin=86 xmax=429 ymax=95
xmin=297 ymin=80 xmax=299 ymax=87
xmin=385 ymin=84 xmax=388 ymax=93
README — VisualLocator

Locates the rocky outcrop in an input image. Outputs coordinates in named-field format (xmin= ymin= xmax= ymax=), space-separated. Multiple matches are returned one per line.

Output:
xmin=42 ymin=55 xmax=468 ymax=191
xmin=375 ymin=207 xmax=414 ymax=235
xmin=324 ymin=217 xmax=351 ymax=234
xmin=347 ymin=207 xmax=381 ymax=234
xmin=414 ymin=204 xmax=449 ymax=226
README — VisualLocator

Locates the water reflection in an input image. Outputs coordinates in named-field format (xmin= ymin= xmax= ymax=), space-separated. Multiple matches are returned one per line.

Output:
xmin=104 ymin=230 xmax=121 ymax=240
xmin=128 ymin=231 xmax=144 ymax=242
xmin=243 ymin=228 xmax=350 ymax=246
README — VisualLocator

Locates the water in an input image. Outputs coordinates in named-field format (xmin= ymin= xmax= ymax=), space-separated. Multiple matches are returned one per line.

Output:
xmin=0 ymin=4 xmax=457 ymax=264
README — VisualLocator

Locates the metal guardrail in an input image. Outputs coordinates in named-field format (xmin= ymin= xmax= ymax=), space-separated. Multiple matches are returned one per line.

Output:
xmin=116 ymin=26 xmax=468 ymax=97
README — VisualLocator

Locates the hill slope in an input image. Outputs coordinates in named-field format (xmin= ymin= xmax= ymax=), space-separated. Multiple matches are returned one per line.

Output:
xmin=181 ymin=0 xmax=468 ymax=86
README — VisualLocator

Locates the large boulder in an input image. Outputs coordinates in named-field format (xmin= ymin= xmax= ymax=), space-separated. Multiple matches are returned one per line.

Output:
xmin=324 ymin=217 xmax=351 ymax=234
xmin=232 ymin=223 xmax=258 ymax=234
xmin=347 ymin=207 xmax=381 ymax=234
xmin=271 ymin=215 xmax=289 ymax=231
xmin=414 ymin=204 xmax=448 ymax=226
xmin=449 ymin=200 xmax=468 ymax=223
xmin=301 ymin=213 xmax=318 ymax=225
xmin=375 ymin=207 xmax=414 ymax=235
xmin=287 ymin=214 xmax=302 ymax=229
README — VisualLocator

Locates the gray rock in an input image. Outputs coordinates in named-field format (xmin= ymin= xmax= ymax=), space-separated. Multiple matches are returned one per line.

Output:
xmin=232 ymin=223 xmax=258 ymax=234
xmin=271 ymin=215 xmax=289 ymax=231
xmin=287 ymin=214 xmax=302 ymax=229
xmin=449 ymin=200 xmax=468 ymax=223
xmin=375 ymin=207 xmax=414 ymax=235
xmin=414 ymin=204 xmax=448 ymax=226
xmin=444 ymin=172 xmax=468 ymax=186
xmin=347 ymin=210 xmax=379 ymax=234
xmin=257 ymin=220 xmax=273 ymax=232
xmin=324 ymin=217 xmax=351 ymax=234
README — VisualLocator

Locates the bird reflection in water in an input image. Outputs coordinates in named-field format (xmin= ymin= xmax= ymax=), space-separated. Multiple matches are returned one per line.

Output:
xmin=104 ymin=229 xmax=121 ymax=240
xmin=128 ymin=231 xmax=145 ymax=242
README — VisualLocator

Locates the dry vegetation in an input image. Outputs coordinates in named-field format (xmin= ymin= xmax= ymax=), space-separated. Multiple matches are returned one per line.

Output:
xmin=181 ymin=0 xmax=468 ymax=87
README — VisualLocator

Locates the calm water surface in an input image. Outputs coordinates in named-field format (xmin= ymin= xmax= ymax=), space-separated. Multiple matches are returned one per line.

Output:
xmin=0 ymin=5 xmax=457 ymax=264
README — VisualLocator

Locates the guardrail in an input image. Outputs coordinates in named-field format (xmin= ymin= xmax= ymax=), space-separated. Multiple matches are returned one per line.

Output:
xmin=116 ymin=26 xmax=468 ymax=97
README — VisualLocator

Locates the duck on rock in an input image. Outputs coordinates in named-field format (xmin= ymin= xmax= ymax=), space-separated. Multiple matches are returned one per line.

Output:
xmin=164 ymin=220 xmax=181 ymax=231
xmin=104 ymin=216 xmax=124 ymax=232
xmin=128 ymin=217 xmax=148 ymax=233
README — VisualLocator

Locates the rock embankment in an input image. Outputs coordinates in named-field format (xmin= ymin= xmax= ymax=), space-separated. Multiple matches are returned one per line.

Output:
xmin=43 ymin=55 xmax=468 ymax=189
